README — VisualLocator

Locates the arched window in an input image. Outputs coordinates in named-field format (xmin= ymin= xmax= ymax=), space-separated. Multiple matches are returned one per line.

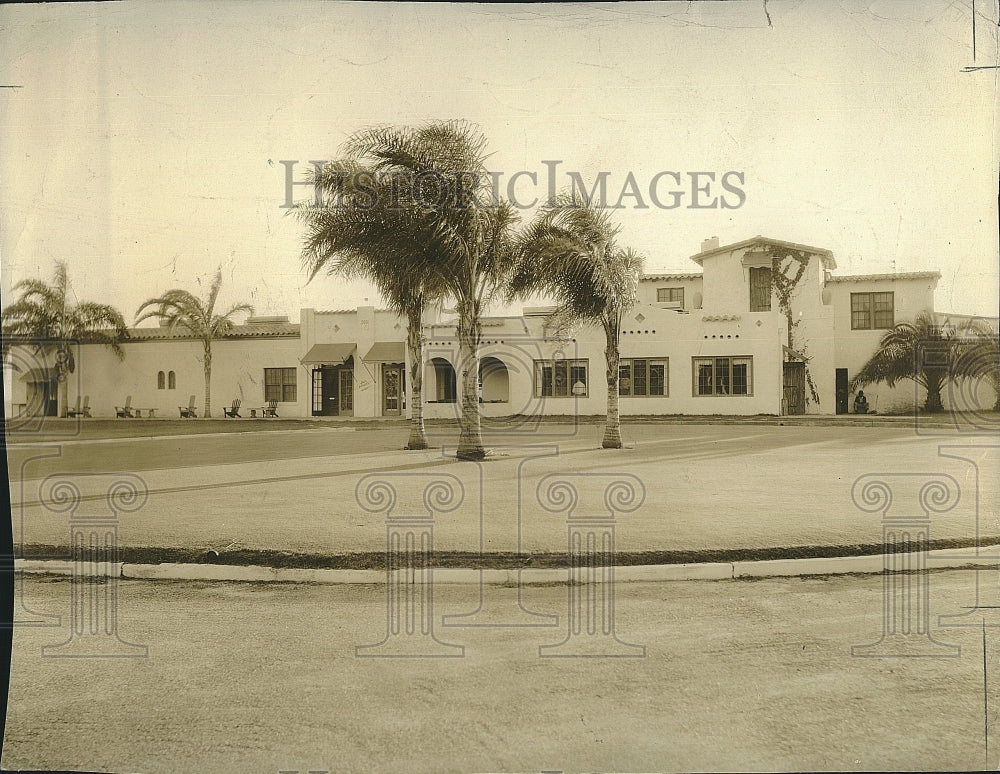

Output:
xmin=479 ymin=357 xmax=509 ymax=403
xmin=168 ymin=371 xmax=176 ymax=389
xmin=157 ymin=371 xmax=165 ymax=390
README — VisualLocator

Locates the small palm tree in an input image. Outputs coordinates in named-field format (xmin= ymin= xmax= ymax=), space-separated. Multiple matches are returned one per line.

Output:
xmin=851 ymin=310 xmax=957 ymax=413
xmin=136 ymin=269 xmax=252 ymax=418
xmin=2 ymin=261 xmax=128 ymax=416
xmin=296 ymin=159 xmax=442 ymax=449
xmin=511 ymin=195 xmax=644 ymax=448
xmin=953 ymin=318 xmax=1000 ymax=412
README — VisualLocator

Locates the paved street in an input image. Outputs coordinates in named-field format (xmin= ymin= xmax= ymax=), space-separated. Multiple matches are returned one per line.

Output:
xmin=4 ymin=570 xmax=1000 ymax=772
xmin=9 ymin=424 xmax=1000 ymax=557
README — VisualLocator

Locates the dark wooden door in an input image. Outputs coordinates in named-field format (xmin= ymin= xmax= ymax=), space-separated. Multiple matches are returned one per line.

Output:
xmin=783 ymin=362 xmax=806 ymax=415
xmin=835 ymin=368 xmax=849 ymax=415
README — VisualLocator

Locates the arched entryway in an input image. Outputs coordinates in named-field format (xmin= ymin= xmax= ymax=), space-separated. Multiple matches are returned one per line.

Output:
xmin=428 ymin=357 xmax=457 ymax=403
xmin=479 ymin=356 xmax=509 ymax=403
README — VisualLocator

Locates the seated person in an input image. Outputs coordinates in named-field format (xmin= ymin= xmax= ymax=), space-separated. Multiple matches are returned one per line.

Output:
xmin=853 ymin=390 xmax=870 ymax=414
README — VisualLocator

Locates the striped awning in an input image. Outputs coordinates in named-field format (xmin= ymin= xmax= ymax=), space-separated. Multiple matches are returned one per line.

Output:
xmin=300 ymin=344 xmax=356 ymax=365
xmin=363 ymin=342 xmax=406 ymax=362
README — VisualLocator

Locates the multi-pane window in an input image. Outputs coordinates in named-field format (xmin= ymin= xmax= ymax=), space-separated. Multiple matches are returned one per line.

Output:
xmin=749 ymin=266 xmax=772 ymax=312
xmin=657 ymin=287 xmax=684 ymax=306
xmin=693 ymin=357 xmax=752 ymax=396
xmin=619 ymin=358 xmax=668 ymax=396
xmin=535 ymin=359 xmax=588 ymax=397
xmin=851 ymin=292 xmax=894 ymax=330
xmin=264 ymin=367 xmax=297 ymax=402
xmin=157 ymin=371 xmax=165 ymax=389
xmin=168 ymin=370 xmax=176 ymax=389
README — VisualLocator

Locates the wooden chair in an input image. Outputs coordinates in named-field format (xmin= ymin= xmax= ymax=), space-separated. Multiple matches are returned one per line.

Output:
xmin=263 ymin=399 xmax=278 ymax=418
xmin=67 ymin=395 xmax=92 ymax=418
xmin=223 ymin=398 xmax=242 ymax=418
xmin=115 ymin=396 xmax=135 ymax=418
xmin=179 ymin=395 xmax=198 ymax=418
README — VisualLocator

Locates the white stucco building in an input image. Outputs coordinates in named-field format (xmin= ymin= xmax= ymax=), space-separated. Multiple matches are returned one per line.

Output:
xmin=5 ymin=235 xmax=992 ymax=420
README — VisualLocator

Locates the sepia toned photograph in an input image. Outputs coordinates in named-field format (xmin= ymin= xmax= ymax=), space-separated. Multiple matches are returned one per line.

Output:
xmin=2 ymin=1 xmax=999 ymax=771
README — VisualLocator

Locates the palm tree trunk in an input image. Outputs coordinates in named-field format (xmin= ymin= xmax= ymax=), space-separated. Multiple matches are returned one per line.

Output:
xmin=923 ymin=371 xmax=944 ymax=413
xmin=203 ymin=344 xmax=212 ymax=418
xmin=456 ymin=300 xmax=485 ymax=460
xmin=602 ymin=322 xmax=623 ymax=449
xmin=405 ymin=304 xmax=428 ymax=450
xmin=56 ymin=371 xmax=69 ymax=418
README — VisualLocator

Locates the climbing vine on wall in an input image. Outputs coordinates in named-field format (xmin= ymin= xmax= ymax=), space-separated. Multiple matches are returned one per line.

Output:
xmin=767 ymin=246 xmax=821 ymax=406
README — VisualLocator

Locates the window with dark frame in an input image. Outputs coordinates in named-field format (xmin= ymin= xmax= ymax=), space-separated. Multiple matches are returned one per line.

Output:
xmin=657 ymin=287 xmax=684 ymax=306
xmin=851 ymin=292 xmax=894 ymax=330
xmin=749 ymin=266 xmax=772 ymax=312
xmin=535 ymin=358 xmax=588 ymax=397
xmin=264 ymin=367 xmax=297 ymax=402
xmin=619 ymin=358 xmax=668 ymax=396
xmin=692 ymin=356 xmax=752 ymax=396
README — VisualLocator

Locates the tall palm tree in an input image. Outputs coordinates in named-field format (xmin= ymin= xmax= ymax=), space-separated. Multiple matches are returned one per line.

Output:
xmin=510 ymin=195 xmax=644 ymax=449
xmin=953 ymin=317 xmax=1000 ymax=412
xmin=295 ymin=159 xmax=442 ymax=450
xmin=136 ymin=269 xmax=252 ymax=418
xmin=2 ymin=261 xmax=128 ymax=417
xmin=305 ymin=121 xmax=518 ymax=460
xmin=851 ymin=310 xmax=957 ymax=413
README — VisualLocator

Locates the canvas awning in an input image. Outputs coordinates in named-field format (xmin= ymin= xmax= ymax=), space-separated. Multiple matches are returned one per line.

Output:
xmin=18 ymin=367 xmax=53 ymax=383
xmin=363 ymin=342 xmax=406 ymax=362
xmin=300 ymin=343 xmax=356 ymax=365
xmin=783 ymin=345 xmax=808 ymax=362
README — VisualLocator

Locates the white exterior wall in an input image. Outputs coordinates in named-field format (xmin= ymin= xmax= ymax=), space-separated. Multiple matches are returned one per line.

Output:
xmin=828 ymin=276 xmax=937 ymax=413
xmin=9 ymin=335 xmax=305 ymax=418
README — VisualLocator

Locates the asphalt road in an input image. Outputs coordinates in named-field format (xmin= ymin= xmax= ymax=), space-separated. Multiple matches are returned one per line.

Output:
xmin=4 ymin=570 xmax=1000 ymax=772
xmin=9 ymin=424 xmax=1000 ymax=557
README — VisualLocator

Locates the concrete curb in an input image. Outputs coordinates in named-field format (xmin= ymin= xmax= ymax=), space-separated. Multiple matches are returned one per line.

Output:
xmin=14 ymin=546 xmax=999 ymax=584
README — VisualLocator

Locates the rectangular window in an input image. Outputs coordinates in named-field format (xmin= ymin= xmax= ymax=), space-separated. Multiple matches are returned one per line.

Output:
xmin=619 ymin=358 xmax=668 ymax=397
xmin=851 ymin=292 xmax=894 ymax=330
xmin=535 ymin=359 xmax=588 ymax=397
xmin=749 ymin=266 xmax=772 ymax=312
xmin=264 ymin=367 xmax=297 ymax=402
xmin=692 ymin=356 xmax=753 ymax=396
xmin=657 ymin=287 xmax=684 ymax=306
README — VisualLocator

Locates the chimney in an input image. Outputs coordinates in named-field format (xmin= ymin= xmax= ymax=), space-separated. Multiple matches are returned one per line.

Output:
xmin=701 ymin=236 xmax=720 ymax=253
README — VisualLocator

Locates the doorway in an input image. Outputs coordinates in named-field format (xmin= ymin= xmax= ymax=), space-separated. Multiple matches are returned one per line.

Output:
xmin=835 ymin=368 xmax=849 ymax=415
xmin=311 ymin=361 xmax=354 ymax=416
xmin=782 ymin=362 xmax=806 ymax=415
xmin=382 ymin=364 xmax=403 ymax=416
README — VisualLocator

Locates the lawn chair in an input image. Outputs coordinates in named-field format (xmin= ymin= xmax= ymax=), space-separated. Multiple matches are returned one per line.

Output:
xmin=115 ymin=396 xmax=135 ymax=418
xmin=263 ymin=399 xmax=278 ymax=418
xmin=178 ymin=395 xmax=198 ymax=418
xmin=223 ymin=398 xmax=242 ymax=418
xmin=67 ymin=395 xmax=92 ymax=418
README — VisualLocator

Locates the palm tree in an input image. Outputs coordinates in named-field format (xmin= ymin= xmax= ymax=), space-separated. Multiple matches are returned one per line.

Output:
xmin=2 ymin=261 xmax=128 ymax=417
xmin=510 ymin=195 xmax=644 ymax=448
xmin=851 ymin=310 xmax=957 ymax=413
xmin=295 ymin=159 xmax=442 ymax=450
xmin=304 ymin=121 xmax=518 ymax=460
xmin=953 ymin=317 xmax=1000 ymax=412
xmin=136 ymin=269 xmax=252 ymax=418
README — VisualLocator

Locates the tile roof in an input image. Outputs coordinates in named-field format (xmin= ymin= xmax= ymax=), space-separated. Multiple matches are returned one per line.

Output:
xmin=641 ymin=272 xmax=703 ymax=282
xmin=825 ymin=271 xmax=941 ymax=283
xmin=125 ymin=323 xmax=300 ymax=341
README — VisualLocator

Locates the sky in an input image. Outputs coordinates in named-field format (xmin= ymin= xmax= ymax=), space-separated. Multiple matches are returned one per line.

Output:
xmin=1 ymin=0 xmax=998 ymax=324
